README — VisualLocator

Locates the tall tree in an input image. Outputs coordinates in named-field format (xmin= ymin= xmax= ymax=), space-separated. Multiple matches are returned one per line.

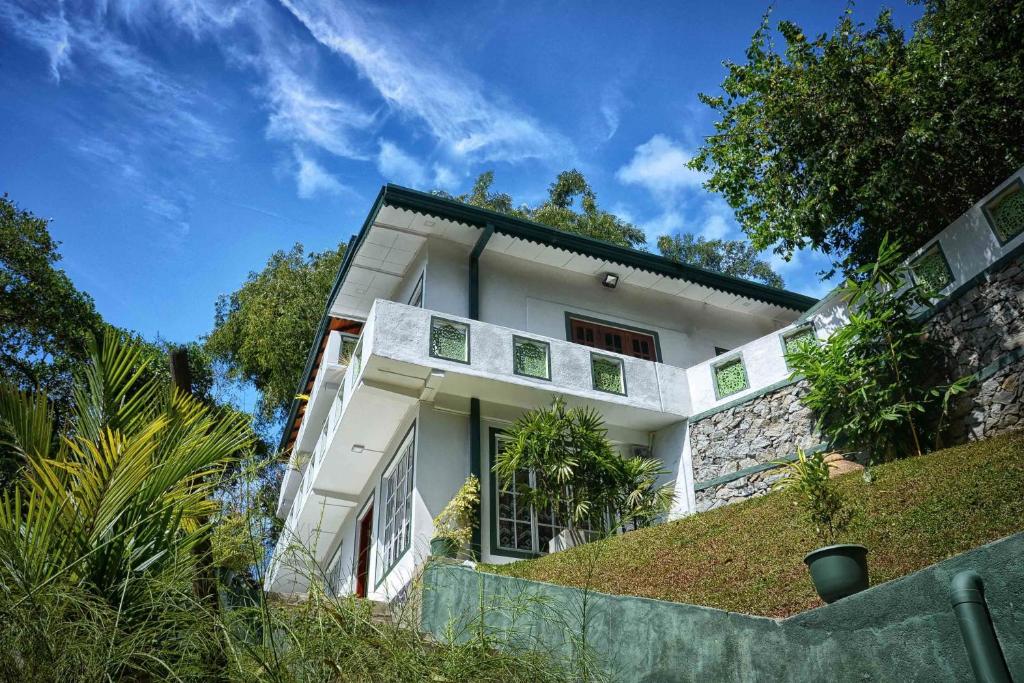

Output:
xmin=0 ymin=194 xmax=103 ymax=418
xmin=206 ymin=242 xmax=346 ymax=427
xmin=658 ymin=234 xmax=783 ymax=288
xmin=691 ymin=0 xmax=1024 ymax=273
xmin=436 ymin=170 xmax=646 ymax=249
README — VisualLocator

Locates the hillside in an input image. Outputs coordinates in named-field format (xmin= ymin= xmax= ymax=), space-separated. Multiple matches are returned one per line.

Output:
xmin=483 ymin=432 xmax=1024 ymax=617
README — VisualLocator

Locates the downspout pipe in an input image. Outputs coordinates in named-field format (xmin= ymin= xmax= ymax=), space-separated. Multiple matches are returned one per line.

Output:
xmin=467 ymin=224 xmax=492 ymax=560
xmin=468 ymin=222 xmax=494 ymax=321
xmin=949 ymin=570 xmax=1012 ymax=682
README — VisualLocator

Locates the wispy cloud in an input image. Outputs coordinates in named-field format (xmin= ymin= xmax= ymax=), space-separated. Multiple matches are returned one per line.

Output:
xmin=294 ymin=148 xmax=348 ymax=198
xmin=376 ymin=140 xmax=429 ymax=188
xmin=277 ymin=0 xmax=572 ymax=164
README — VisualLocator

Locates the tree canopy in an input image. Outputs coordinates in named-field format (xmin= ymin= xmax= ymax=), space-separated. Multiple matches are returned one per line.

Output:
xmin=206 ymin=242 xmax=346 ymax=427
xmin=435 ymin=170 xmax=646 ymax=249
xmin=691 ymin=0 xmax=1024 ymax=273
xmin=657 ymin=233 xmax=783 ymax=288
xmin=0 ymin=194 xmax=103 ymax=418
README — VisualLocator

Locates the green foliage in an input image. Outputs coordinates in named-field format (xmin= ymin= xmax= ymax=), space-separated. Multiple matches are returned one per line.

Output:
xmin=207 ymin=242 xmax=346 ymax=426
xmin=691 ymin=0 xmax=1024 ymax=273
xmin=437 ymin=169 xmax=647 ymax=249
xmin=786 ymin=235 xmax=971 ymax=461
xmin=713 ymin=358 xmax=748 ymax=397
xmin=773 ymin=449 xmax=851 ymax=545
xmin=0 ymin=194 xmax=103 ymax=421
xmin=432 ymin=475 xmax=481 ymax=549
xmin=495 ymin=398 xmax=672 ymax=534
xmin=783 ymin=327 xmax=816 ymax=357
xmin=657 ymin=233 xmax=783 ymax=288
xmin=487 ymin=432 xmax=1024 ymax=617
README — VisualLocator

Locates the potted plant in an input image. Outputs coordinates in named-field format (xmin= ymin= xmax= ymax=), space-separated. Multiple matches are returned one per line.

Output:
xmin=774 ymin=448 xmax=868 ymax=603
xmin=430 ymin=475 xmax=480 ymax=559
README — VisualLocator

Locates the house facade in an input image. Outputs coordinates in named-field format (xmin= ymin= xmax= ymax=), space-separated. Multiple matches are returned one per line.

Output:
xmin=265 ymin=185 xmax=817 ymax=600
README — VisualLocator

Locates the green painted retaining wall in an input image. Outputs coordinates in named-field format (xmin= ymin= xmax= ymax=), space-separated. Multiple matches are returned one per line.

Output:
xmin=420 ymin=534 xmax=1024 ymax=681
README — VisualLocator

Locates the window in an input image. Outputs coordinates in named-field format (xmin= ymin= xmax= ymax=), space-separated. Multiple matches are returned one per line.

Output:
xmin=566 ymin=315 xmax=659 ymax=361
xmin=983 ymin=179 xmax=1024 ymax=245
xmin=781 ymin=325 xmax=818 ymax=369
xmin=379 ymin=428 xmax=415 ymax=574
xmin=512 ymin=336 xmax=551 ymax=380
xmin=713 ymin=356 xmax=748 ymax=399
xmin=325 ymin=542 xmax=345 ymax=596
xmin=339 ymin=335 xmax=358 ymax=365
xmin=492 ymin=433 xmax=598 ymax=557
xmin=910 ymin=244 xmax=954 ymax=294
xmin=408 ymin=272 xmax=424 ymax=307
xmin=429 ymin=317 xmax=470 ymax=363
xmin=591 ymin=353 xmax=626 ymax=395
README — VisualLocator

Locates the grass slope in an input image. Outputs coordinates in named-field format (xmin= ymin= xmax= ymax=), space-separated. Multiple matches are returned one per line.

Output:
xmin=483 ymin=432 xmax=1024 ymax=618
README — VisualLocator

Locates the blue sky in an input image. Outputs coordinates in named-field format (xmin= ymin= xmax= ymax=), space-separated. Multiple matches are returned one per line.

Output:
xmin=1 ymin=0 xmax=923 ymax=346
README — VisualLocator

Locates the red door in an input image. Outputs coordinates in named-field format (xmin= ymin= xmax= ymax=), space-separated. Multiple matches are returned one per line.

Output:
xmin=569 ymin=318 xmax=658 ymax=361
xmin=355 ymin=504 xmax=373 ymax=598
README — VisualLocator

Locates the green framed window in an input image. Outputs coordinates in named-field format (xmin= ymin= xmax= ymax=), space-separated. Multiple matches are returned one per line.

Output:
xmin=910 ymin=243 xmax=954 ymax=294
xmin=983 ymin=179 xmax=1024 ymax=245
xmin=713 ymin=356 xmax=748 ymax=399
xmin=590 ymin=354 xmax=626 ymax=395
xmin=490 ymin=431 xmax=599 ymax=558
xmin=429 ymin=317 xmax=470 ymax=364
xmin=781 ymin=325 xmax=817 ymax=368
xmin=512 ymin=336 xmax=551 ymax=380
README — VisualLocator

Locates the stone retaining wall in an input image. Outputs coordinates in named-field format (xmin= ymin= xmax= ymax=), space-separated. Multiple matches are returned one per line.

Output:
xmin=689 ymin=251 xmax=1024 ymax=510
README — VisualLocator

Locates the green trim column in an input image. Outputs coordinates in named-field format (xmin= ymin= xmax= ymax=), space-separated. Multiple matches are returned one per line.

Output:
xmin=468 ymin=222 xmax=493 ymax=321
xmin=469 ymin=398 xmax=482 ymax=559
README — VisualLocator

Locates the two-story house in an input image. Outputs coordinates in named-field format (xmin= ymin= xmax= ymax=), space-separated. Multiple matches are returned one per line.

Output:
xmin=265 ymin=185 xmax=816 ymax=600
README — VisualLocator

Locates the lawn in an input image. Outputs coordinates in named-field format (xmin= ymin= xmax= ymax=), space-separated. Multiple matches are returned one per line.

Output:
xmin=481 ymin=431 xmax=1024 ymax=618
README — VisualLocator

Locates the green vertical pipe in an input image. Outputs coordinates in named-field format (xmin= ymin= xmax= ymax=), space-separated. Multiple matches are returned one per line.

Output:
xmin=468 ymin=222 xmax=493 ymax=320
xmin=949 ymin=570 xmax=1012 ymax=682
xmin=469 ymin=398 xmax=482 ymax=559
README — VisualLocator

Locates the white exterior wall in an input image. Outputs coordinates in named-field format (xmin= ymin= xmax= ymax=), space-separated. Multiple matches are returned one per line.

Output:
xmin=480 ymin=251 xmax=786 ymax=370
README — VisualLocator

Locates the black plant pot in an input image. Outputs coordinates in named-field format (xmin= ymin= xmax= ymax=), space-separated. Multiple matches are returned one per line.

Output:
xmin=430 ymin=537 xmax=460 ymax=559
xmin=803 ymin=544 xmax=869 ymax=603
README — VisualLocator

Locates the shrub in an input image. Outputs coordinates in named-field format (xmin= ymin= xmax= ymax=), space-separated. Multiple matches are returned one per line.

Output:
xmin=773 ymin=449 xmax=851 ymax=545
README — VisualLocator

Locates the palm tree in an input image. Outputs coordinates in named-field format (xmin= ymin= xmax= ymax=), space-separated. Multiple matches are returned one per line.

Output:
xmin=0 ymin=328 xmax=254 ymax=678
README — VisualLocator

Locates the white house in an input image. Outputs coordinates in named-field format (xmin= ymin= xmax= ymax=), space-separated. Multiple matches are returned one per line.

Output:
xmin=265 ymin=185 xmax=816 ymax=600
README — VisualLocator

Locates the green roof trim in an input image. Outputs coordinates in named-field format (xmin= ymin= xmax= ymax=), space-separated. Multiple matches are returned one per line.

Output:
xmin=380 ymin=184 xmax=818 ymax=312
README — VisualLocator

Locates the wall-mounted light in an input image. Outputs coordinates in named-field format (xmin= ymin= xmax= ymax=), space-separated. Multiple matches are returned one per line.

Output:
xmin=602 ymin=273 xmax=619 ymax=289
xmin=351 ymin=444 xmax=365 ymax=453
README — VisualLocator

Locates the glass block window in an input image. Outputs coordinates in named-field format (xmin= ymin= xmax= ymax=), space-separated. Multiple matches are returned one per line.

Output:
xmin=513 ymin=337 xmax=550 ymax=380
xmin=380 ymin=430 xmax=415 ymax=573
xmin=591 ymin=354 xmax=625 ymax=395
xmin=494 ymin=436 xmax=598 ymax=555
xmin=714 ymin=357 xmax=748 ymax=398
xmin=911 ymin=244 xmax=954 ymax=293
xmin=429 ymin=317 xmax=469 ymax=363
xmin=783 ymin=326 xmax=817 ymax=357
xmin=984 ymin=181 xmax=1024 ymax=244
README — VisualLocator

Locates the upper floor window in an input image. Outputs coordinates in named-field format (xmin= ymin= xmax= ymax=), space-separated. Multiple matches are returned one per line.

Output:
xmin=325 ymin=542 xmax=345 ymax=596
xmin=408 ymin=272 xmax=424 ymax=307
xmin=566 ymin=314 xmax=660 ymax=361
xmin=379 ymin=426 xmax=415 ymax=574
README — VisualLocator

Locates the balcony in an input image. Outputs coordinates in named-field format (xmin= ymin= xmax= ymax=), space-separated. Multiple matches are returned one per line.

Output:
xmin=267 ymin=299 xmax=691 ymax=588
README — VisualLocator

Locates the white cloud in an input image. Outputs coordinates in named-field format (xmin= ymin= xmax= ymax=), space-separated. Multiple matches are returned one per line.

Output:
xmin=277 ymin=0 xmax=571 ymax=164
xmin=376 ymin=140 xmax=429 ymax=188
xmin=616 ymin=134 xmax=706 ymax=194
xmin=295 ymin=149 xmax=347 ymax=198
xmin=432 ymin=164 xmax=459 ymax=190
xmin=599 ymin=81 xmax=627 ymax=141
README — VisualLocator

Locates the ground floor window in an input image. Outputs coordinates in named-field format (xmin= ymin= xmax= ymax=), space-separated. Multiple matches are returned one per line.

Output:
xmin=379 ymin=426 xmax=415 ymax=574
xmin=491 ymin=432 xmax=597 ymax=556
xmin=325 ymin=542 xmax=345 ymax=596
